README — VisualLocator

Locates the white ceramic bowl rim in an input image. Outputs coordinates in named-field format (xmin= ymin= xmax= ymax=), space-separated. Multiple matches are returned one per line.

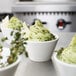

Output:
xmin=26 ymin=34 xmax=59 ymax=43
xmin=0 ymin=56 xmax=20 ymax=71
xmin=53 ymin=52 xmax=76 ymax=68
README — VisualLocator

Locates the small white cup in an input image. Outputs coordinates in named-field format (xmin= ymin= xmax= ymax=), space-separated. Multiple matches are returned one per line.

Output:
xmin=52 ymin=52 xmax=76 ymax=76
xmin=0 ymin=56 xmax=20 ymax=76
xmin=26 ymin=34 xmax=59 ymax=62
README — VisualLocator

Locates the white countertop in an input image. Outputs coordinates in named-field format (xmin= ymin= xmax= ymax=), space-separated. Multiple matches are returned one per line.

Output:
xmin=14 ymin=32 xmax=75 ymax=76
xmin=15 ymin=59 xmax=56 ymax=76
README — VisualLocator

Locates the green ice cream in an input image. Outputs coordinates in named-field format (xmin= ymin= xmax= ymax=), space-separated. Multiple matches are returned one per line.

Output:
xmin=28 ymin=20 xmax=55 ymax=41
xmin=57 ymin=35 xmax=76 ymax=64
xmin=8 ymin=17 xmax=23 ymax=30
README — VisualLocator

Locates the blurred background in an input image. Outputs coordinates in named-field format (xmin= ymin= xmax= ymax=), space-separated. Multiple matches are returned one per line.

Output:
xmin=0 ymin=0 xmax=76 ymax=32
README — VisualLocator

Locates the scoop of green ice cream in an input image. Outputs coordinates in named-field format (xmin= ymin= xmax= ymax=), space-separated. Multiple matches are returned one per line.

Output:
xmin=8 ymin=17 xmax=23 ymax=30
xmin=28 ymin=20 xmax=55 ymax=41
xmin=57 ymin=35 xmax=76 ymax=64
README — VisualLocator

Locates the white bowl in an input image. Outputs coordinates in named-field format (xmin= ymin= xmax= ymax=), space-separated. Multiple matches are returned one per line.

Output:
xmin=52 ymin=52 xmax=76 ymax=76
xmin=0 ymin=56 xmax=20 ymax=76
xmin=26 ymin=34 xmax=59 ymax=62
xmin=0 ymin=47 xmax=20 ymax=76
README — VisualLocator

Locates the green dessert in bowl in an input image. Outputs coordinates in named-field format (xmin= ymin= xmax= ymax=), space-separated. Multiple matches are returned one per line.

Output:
xmin=52 ymin=35 xmax=76 ymax=76
xmin=0 ymin=16 xmax=26 ymax=76
xmin=57 ymin=35 xmax=76 ymax=64
xmin=23 ymin=20 xmax=58 ymax=62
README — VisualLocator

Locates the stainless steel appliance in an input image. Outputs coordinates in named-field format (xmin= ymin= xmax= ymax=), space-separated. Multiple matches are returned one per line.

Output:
xmin=12 ymin=2 xmax=76 ymax=32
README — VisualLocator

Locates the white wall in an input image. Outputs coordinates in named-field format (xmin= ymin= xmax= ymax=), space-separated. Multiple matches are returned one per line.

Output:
xmin=0 ymin=0 xmax=15 ymax=13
